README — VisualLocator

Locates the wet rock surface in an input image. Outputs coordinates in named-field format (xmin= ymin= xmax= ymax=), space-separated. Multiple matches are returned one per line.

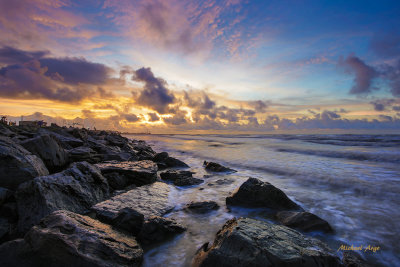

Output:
xmin=20 ymin=134 xmax=68 ymax=172
xmin=138 ymin=216 xmax=186 ymax=245
xmin=153 ymin=152 xmax=189 ymax=169
xmin=193 ymin=217 xmax=343 ymax=267
xmin=92 ymin=182 xmax=173 ymax=223
xmin=226 ymin=177 xmax=303 ymax=211
xmin=160 ymin=170 xmax=202 ymax=186
xmin=0 ymin=210 xmax=143 ymax=267
xmin=185 ymin=201 xmax=220 ymax=213
xmin=96 ymin=160 xmax=157 ymax=189
xmin=203 ymin=161 xmax=236 ymax=173
xmin=16 ymin=161 xmax=110 ymax=233
xmin=112 ymin=207 xmax=145 ymax=235
xmin=276 ymin=211 xmax=333 ymax=233
xmin=0 ymin=136 xmax=49 ymax=190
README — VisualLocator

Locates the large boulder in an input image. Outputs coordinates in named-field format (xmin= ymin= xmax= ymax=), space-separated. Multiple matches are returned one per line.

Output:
xmin=193 ymin=217 xmax=343 ymax=267
xmin=16 ymin=161 xmax=110 ymax=233
xmin=0 ymin=136 xmax=49 ymax=190
xmin=112 ymin=208 xmax=144 ymax=236
xmin=96 ymin=160 xmax=158 ymax=189
xmin=67 ymin=146 xmax=102 ymax=163
xmin=276 ymin=211 xmax=333 ymax=233
xmin=92 ymin=182 xmax=173 ymax=223
xmin=226 ymin=178 xmax=303 ymax=211
xmin=20 ymin=134 xmax=68 ymax=172
xmin=138 ymin=216 xmax=186 ymax=245
xmin=203 ymin=161 xmax=236 ymax=173
xmin=0 ymin=210 xmax=143 ymax=267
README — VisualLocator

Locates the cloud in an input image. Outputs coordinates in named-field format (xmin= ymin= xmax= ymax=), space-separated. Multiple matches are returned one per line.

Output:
xmin=379 ymin=59 xmax=400 ymax=97
xmin=393 ymin=106 xmax=400 ymax=111
xmin=339 ymin=55 xmax=378 ymax=94
xmin=0 ymin=46 xmax=49 ymax=65
xmin=370 ymin=99 xmax=397 ymax=111
xmin=132 ymin=67 xmax=175 ymax=113
xmin=39 ymin=57 xmax=112 ymax=85
xmin=0 ymin=46 xmax=114 ymax=102
xmin=147 ymin=112 xmax=160 ymax=121
xmin=184 ymin=91 xmax=216 ymax=110
xmin=370 ymin=33 xmax=400 ymax=58
xmin=120 ymin=113 xmax=141 ymax=122
xmin=251 ymin=100 xmax=269 ymax=113
xmin=163 ymin=109 xmax=187 ymax=125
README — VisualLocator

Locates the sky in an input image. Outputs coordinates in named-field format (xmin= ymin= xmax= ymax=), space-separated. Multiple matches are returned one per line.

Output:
xmin=0 ymin=0 xmax=400 ymax=133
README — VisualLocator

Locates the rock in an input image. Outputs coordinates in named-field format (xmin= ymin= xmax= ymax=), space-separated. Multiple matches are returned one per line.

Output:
xmin=159 ymin=170 xmax=202 ymax=186
xmin=71 ymin=128 xmax=88 ymax=141
xmin=0 ymin=187 xmax=13 ymax=205
xmin=16 ymin=161 xmax=110 ymax=233
xmin=153 ymin=152 xmax=169 ymax=162
xmin=138 ymin=216 xmax=186 ymax=245
xmin=342 ymin=252 xmax=372 ymax=267
xmin=0 ymin=217 xmax=10 ymax=241
xmin=0 ymin=202 xmax=17 ymax=221
xmin=92 ymin=182 xmax=173 ymax=223
xmin=88 ymin=139 xmax=136 ymax=162
xmin=112 ymin=208 xmax=144 ymax=236
xmin=0 ymin=210 xmax=143 ymax=267
xmin=68 ymin=146 xmax=102 ymax=163
xmin=165 ymin=157 xmax=189 ymax=168
xmin=0 ymin=136 xmax=49 ymax=190
xmin=226 ymin=177 xmax=303 ymax=211
xmin=185 ymin=201 xmax=220 ymax=213
xmin=20 ymin=134 xmax=68 ymax=172
xmin=160 ymin=170 xmax=193 ymax=181
xmin=193 ymin=217 xmax=343 ymax=267
xmin=276 ymin=211 xmax=333 ymax=233
xmin=203 ymin=161 xmax=236 ymax=172
xmin=50 ymin=132 xmax=84 ymax=148
xmin=173 ymin=176 xmax=204 ymax=186
xmin=208 ymin=179 xmax=233 ymax=186
xmin=105 ymin=134 xmax=129 ymax=147
xmin=96 ymin=160 xmax=157 ymax=189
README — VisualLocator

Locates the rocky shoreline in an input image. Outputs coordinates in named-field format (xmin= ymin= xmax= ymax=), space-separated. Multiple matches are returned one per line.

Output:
xmin=0 ymin=123 xmax=370 ymax=266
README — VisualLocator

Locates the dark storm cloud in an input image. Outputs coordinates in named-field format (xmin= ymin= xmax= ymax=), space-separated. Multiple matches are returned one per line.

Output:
xmin=0 ymin=46 xmax=115 ymax=102
xmin=39 ymin=57 xmax=111 ymax=85
xmin=370 ymin=99 xmax=396 ymax=111
xmin=163 ymin=110 xmax=187 ymax=125
xmin=339 ymin=55 xmax=378 ymax=94
xmin=393 ymin=106 xmax=400 ymax=111
xmin=0 ymin=46 xmax=49 ymax=65
xmin=120 ymin=113 xmax=140 ymax=122
xmin=251 ymin=100 xmax=269 ymax=113
xmin=379 ymin=60 xmax=400 ymax=97
xmin=147 ymin=112 xmax=160 ymax=121
xmin=183 ymin=91 xmax=216 ymax=110
xmin=132 ymin=67 xmax=175 ymax=114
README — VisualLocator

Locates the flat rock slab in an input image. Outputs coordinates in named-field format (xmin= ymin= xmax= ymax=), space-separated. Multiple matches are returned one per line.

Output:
xmin=185 ymin=201 xmax=220 ymax=214
xmin=92 ymin=182 xmax=173 ymax=223
xmin=193 ymin=217 xmax=343 ymax=267
xmin=276 ymin=211 xmax=333 ymax=233
xmin=96 ymin=160 xmax=157 ymax=188
xmin=226 ymin=177 xmax=303 ymax=211
xmin=138 ymin=216 xmax=186 ymax=245
xmin=0 ymin=210 xmax=143 ymax=267
xmin=16 ymin=161 xmax=110 ymax=233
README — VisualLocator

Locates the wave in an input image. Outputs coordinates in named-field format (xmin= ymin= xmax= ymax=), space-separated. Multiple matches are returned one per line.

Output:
xmin=276 ymin=147 xmax=400 ymax=163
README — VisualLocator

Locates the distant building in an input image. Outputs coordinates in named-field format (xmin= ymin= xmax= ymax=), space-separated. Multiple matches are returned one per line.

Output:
xmin=19 ymin=120 xmax=47 ymax=127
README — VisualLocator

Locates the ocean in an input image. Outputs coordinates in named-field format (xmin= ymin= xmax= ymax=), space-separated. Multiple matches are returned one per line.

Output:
xmin=125 ymin=134 xmax=400 ymax=267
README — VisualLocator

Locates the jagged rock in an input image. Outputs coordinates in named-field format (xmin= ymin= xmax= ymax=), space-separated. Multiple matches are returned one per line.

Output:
xmin=342 ymin=251 xmax=373 ymax=267
xmin=88 ymin=139 xmax=136 ymax=162
xmin=0 ymin=187 xmax=13 ymax=205
xmin=226 ymin=177 xmax=303 ymax=211
xmin=96 ymin=160 xmax=157 ymax=189
xmin=185 ymin=201 xmax=220 ymax=213
xmin=276 ymin=211 xmax=333 ymax=233
xmin=105 ymin=134 xmax=129 ymax=147
xmin=174 ymin=176 xmax=204 ymax=186
xmin=153 ymin=152 xmax=169 ymax=162
xmin=165 ymin=156 xmax=189 ymax=168
xmin=70 ymin=128 xmax=88 ymax=141
xmin=203 ymin=161 xmax=236 ymax=172
xmin=193 ymin=217 xmax=343 ymax=267
xmin=0 ymin=136 xmax=49 ymax=190
xmin=20 ymin=134 xmax=68 ymax=172
xmin=138 ymin=216 xmax=186 ymax=245
xmin=50 ymin=132 xmax=84 ymax=148
xmin=160 ymin=170 xmax=193 ymax=181
xmin=0 ymin=217 xmax=10 ymax=241
xmin=92 ymin=182 xmax=173 ymax=223
xmin=68 ymin=146 xmax=102 ymax=163
xmin=112 ymin=208 xmax=144 ymax=235
xmin=0 ymin=210 xmax=143 ymax=267
xmin=16 ymin=161 xmax=110 ymax=233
